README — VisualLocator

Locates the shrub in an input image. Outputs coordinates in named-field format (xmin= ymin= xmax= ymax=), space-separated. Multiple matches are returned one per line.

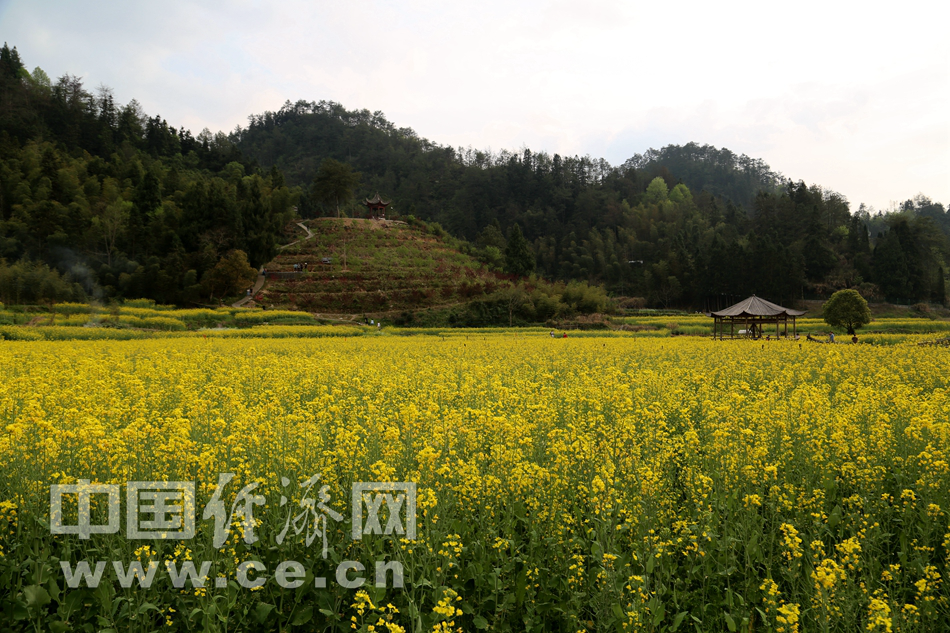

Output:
xmin=618 ymin=296 xmax=648 ymax=310
xmin=122 ymin=298 xmax=158 ymax=309
xmin=561 ymin=281 xmax=609 ymax=314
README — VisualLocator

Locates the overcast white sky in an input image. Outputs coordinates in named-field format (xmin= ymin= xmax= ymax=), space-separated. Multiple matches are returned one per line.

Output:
xmin=2 ymin=0 xmax=948 ymax=210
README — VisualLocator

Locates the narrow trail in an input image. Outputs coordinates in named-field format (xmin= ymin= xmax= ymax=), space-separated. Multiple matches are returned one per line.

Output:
xmin=278 ymin=221 xmax=314 ymax=248
xmin=232 ymin=222 xmax=314 ymax=308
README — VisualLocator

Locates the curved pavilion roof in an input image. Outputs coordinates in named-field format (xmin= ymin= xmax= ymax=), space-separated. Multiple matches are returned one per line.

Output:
xmin=709 ymin=295 xmax=806 ymax=318
xmin=364 ymin=193 xmax=391 ymax=206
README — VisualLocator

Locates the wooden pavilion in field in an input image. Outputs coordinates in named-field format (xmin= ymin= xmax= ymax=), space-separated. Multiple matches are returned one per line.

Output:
xmin=709 ymin=295 xmax=806 ymax=340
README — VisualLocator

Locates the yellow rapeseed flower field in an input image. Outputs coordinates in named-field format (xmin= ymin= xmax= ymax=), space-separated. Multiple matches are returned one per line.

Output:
xmin=0 ymin=334 xmax=947 ymax=632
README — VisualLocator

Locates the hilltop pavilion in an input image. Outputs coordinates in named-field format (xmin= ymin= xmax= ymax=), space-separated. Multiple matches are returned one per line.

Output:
xmin=363 ymin=193 xmax=391 ymax=219
xmin=709 ymin=295 xmax=806 ymax=340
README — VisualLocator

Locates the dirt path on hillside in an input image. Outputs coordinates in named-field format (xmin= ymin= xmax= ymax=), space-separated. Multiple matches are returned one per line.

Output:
xmin=232 ymin=222 xmax=314 ymax=308
xmin=279 ymin=222 xmax=314 ymax=248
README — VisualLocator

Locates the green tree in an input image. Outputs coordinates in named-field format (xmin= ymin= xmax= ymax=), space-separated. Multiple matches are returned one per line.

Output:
xmin=0 ymin=259 xmax=84 ymax=304
xmin=130 ymin=169 xmax=162 ymax=258
xmin=92 ymin=199 xmax=131 ymax=267
xmin=200 ymin=250 xmax=257 ymax=300
xmin=872 ymin=229 xmax=911 ymax=303
xmin=668 ymin=183 xmax=693 ymax=205
xmin=241 ymin=176 xmax=279 ymax=268
xmin=500 ymin=285 xmax=529 ymax=326
xmin=644 ymin=177 xmax=669 ymax=205
xmin=504 ymin=223 xmax=535 ymax=277
xmin=822 ymin=289 xmax=871 ymax=335
xmin=311 ymin=158 xmax=361 ymax=217
xmin=477 ymin=220 xmax=507 ymax=250
xmin=0 ymin=42 xmax=25 ymax=82
xmin=29 ymin=66 xmax=51 ymax=92
xmin=561 ymin=280 xmax=609 ymax=313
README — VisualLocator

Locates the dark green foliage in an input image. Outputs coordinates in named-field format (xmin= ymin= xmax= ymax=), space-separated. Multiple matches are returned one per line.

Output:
xmin=477 ymin=220 xmax=506 ymax=250
xmin=624 ymin=142 xmax=785 ymax=209
xmin=200 ymin=249 xmax=258 ymax=300
xmin=310 ymin=157 xmax=361 ymax=217
xmin=0 ymin=258 xmax=84 ymax=304
xmin=935 ymin=267 xmax=947 ymax=306
xmin=240 ymin=176 xmax=280 ymax=268
xmin=235 ymin=100 xmax=949 ymax=309
xmin=871 ymin=216 xmax=949 ymax=304
xmin=2 ymin=44 xmax=948 ymax=309
xmin=392 ymin=278 xmax=606 ymax=327
xmin=873 ymin=227 xmax=912 ymax=303
xmin=504 ymin=223 xmax=534 ymax=276
xmin=0 ymin=44 xmax=299 ymax=305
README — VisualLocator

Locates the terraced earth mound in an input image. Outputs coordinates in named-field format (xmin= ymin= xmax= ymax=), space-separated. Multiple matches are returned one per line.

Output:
xmin=257 ymin=218 xmax=511 ymax=314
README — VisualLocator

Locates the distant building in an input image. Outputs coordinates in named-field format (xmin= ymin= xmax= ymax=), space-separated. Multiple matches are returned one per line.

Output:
xmin=363 ymin=193 xmax=391 ymax=220
xmin=709 ymin=295 xmax=805 ymax=340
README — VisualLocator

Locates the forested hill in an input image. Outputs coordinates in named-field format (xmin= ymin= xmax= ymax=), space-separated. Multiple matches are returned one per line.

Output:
xmin=622 ymin=144 xmax=786 ymax=211
xmin=235 ymin=101 xmax=785 ymax=214
xmin=235 ymin=100 xmax=949 ymax=308
xmin=0 ymin=44 xmax=297 ymax=305
xmin=0 ymin=40 xmax=947 ymax=310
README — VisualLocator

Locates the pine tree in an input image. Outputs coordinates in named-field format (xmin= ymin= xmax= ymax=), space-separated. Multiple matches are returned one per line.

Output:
xmin=504 ymin=223 xmax=535 ymax=277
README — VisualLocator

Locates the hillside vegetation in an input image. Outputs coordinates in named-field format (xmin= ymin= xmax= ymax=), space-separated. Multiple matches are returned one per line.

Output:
xmin=236 ymin=101 xmax=950 ymax=309
xmin=258 ymin=218 xmax=610 ymax=326
xmin=0 ymin=44 xmax=298 ymax=306
xmin=260 ymin=218 xmax=504 ymax=313
xmin=0 ymin=43 xmax=947 ymax=312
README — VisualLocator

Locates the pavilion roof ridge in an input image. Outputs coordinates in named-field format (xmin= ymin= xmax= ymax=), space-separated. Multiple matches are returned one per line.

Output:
xmin=709 ymin=295 xmax=806 ymax=318
xmin=364 ymin=192 xmax=391 ymax=206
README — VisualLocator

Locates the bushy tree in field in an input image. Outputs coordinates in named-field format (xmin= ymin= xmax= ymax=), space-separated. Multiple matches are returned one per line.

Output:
xmin=822 ymin=289 xmax=871 ymax=335
xmin=200 ymin=250 xmax=257 ymax=300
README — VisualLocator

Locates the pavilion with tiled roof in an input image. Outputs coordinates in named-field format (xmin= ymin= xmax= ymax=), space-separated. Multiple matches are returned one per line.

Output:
xmin=709 ymin=295 xmax=806 ymax=340
xmin=363 ymin=193 xmax=391 ymax=219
